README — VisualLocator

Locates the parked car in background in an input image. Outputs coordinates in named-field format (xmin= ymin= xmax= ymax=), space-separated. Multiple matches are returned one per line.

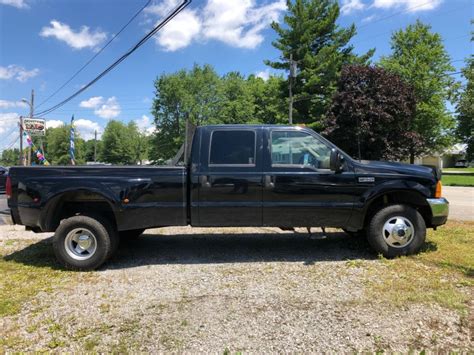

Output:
xmin=454 ymin=159 xmax=469 ymax=168
xmin=0 ymin=166 xmax=8 ymax=193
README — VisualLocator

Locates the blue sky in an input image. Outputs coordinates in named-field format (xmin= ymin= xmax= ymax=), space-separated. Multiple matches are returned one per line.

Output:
xmin=0 ymin=0 xmax=472 ymax=149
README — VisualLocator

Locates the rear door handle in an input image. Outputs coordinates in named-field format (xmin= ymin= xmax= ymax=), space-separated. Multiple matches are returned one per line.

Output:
xmin=199 ymin=175 xmax=211 ymax=188
xmin=264 ymin=175 xmax=275 ymax=189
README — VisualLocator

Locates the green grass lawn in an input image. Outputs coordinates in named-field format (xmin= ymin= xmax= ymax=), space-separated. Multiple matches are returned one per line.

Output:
xmin=367 ymin=220 xmax=473 ymax=311
xmin=442 ymin=174 xmax=474 ymax=186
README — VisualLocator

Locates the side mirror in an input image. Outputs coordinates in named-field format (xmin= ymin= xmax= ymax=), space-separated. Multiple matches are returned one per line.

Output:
xmin=330 ymin=149 xmax=343 ymax=172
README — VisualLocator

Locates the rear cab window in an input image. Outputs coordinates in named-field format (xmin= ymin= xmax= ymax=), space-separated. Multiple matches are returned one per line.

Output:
xmin=209 ymin=130 xmax=256 ymax=166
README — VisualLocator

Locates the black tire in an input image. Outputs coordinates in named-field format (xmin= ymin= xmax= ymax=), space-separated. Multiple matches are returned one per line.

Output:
xmin=343 ymin=229 xmax=366 ymax=238
xmin=119 ymin=229 xmax=145 ymax=240
xmin=367 ymin=204 xmax=426 ymax=258
xmin=53 ymin=215 xmax=115 ymax=270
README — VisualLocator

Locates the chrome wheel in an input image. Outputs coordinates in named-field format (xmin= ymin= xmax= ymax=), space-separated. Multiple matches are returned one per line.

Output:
xmin=64 ymin=228 xmax=97 ymax=260
xmin=382 ymin=216 xmax=414 ymax=248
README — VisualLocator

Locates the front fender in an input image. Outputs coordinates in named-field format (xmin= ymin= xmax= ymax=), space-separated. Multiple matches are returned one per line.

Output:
xmin=362 ymin=179 xmax=431 ymax=203
xmin=347 ymin=179 xmax=432 ymax=230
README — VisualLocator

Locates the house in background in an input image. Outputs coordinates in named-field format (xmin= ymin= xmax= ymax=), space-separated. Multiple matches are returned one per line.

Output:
xmin=413 ymin=143 xmax=467 ymax=169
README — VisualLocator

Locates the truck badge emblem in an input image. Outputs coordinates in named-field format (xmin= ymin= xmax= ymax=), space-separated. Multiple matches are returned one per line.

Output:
xmin=358 ymin=177 xmax=375 ymax=183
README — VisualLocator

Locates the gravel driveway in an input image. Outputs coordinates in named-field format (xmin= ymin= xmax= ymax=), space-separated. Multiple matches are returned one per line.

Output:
xmin=1 ymin=225 xmax=472 ymax=352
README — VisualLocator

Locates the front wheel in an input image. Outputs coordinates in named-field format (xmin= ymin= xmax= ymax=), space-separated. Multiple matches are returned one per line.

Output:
xmin=53 ymin=215 xmax=116 ymax=270
xmin=367 ymin=204 xmax=426 ymax=258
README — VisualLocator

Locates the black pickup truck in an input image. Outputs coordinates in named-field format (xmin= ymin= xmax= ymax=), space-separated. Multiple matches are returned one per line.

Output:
xmin=7 ymin=124 xmax=449 ymax=270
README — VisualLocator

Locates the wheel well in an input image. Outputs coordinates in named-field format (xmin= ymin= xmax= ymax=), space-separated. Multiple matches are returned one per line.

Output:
xmin=44 ymin=190 xmax=117 ymax=232
xmin=364 ymin=191 xmax=432 ymax=228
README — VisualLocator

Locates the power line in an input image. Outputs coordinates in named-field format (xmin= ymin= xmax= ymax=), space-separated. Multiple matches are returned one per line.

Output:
xmin=36 ymin=0 xmax=152 ymax=110
xmin=356 ymin=0 xmax=446 ymax=31
xmin=353 ymin=3 xmax=471 ymax=44
xmin=0 ymin=135 xmax=20 ymax=152
xmin=445 ymin=71 xmax=462 ymax=76
xmin=36 ymin=0 xmax=191 ymax=118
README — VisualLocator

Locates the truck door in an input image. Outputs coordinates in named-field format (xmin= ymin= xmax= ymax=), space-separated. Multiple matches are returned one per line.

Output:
xmin=262 ymin=128 xmax=357 ymax=227
xmin=196 ymin=127 xmax=263 ymax=226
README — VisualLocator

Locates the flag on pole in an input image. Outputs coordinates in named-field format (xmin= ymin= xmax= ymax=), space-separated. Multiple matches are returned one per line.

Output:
xmin=70 ymin=115 xmax=76 ymax=165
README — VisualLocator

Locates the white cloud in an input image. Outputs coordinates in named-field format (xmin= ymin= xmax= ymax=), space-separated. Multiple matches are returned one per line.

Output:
xmin=146 ymin=1 xmax=200 ymax=51
xmin=45 ymin=119 xmax=64 ymax=129
xmin=155 ymin=10 xmax=201 ymax=51
xmin=0 ymin=113 xmax=19 ymax=133
xmin=78 ymin=96 xmax=121 ymax=119
xmin=134 ymin=115 xmax=156 ymax=136
xmin=372 ymin=0 xmax=442 ymax=12
xmin=0 ymin=99 xmax=28 ymax=109
xmin=145 ymin=0 xmax=286 ymax=51
xmin=341 ymin=0 xmax=365 ymax=15
xmin=94 ymin=97 xmax=121 ymax=119
xmin=0 ymin=113 xmax=20 ymax=150
xmin=79 ymin=96 xmax=104 ymax=109
xmin=0 ymin=65 xmax=39 ymax=82
xmin=202 ymin=0 xmax=286 ymax=49
xmin=40 ymin=20 xmax=107 ymax=50
xmin=0 ymin=0 xmax=28 ymax=9
xmin=255 ymin=69 xmax=270 ymax=81
xmin=74 ymin=119 xmax=102 ymax=140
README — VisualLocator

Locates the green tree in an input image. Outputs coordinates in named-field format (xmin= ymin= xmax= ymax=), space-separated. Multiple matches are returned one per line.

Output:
xmin=247 ymin=75 xmax=287 ymax=124
xmin=265 ymin=0 xmax=373 ymax=129
xmin=150 ymin=64 xmax=222 ymax=162
xmin=379 ymin=20 xmax=457 ymax=163
xmin=150 ymin=64 xmax=289 ymax=162
xmin=219 ymin=72 xmax=256 ymax=124
xmin=127 ymin=121 xmax=149 ymax=165
xmin=0 ymin=148 xmax=20 ymax=166
xmin=100 ymin=120 xmax=140 ymax=165
xmin=455 ymin=29 xmax=473 ymax=161
xmin=45 ymin=125 xmax=85 ymax=165
xmin=83 ymin=138 xmax=102 ymax=163
xmin=324 ymin=65 xmax=417 ymax=161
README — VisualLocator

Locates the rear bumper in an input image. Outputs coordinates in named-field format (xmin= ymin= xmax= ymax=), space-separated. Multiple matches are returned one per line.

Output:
xmin=426 ymin=197 xmax=449 ymax=226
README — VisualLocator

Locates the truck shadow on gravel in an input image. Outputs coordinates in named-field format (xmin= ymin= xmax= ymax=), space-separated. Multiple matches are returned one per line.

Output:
xmin=4 ymin=231 xmax=438 ymax=270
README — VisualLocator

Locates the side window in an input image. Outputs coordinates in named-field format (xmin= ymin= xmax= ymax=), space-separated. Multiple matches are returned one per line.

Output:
xmin=209 ymin=130 xmax=256 ymax=166
xmin=271 ymin=130 xmax=332 ymax=170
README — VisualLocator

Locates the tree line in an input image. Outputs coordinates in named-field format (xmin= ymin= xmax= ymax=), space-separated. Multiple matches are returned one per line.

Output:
xmin=0 ymin=120 xmax=150 ymax=166
xmin=1 ymin=0 xmax=472 ymax=166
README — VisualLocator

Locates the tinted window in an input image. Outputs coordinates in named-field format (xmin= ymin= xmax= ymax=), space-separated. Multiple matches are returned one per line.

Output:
xmin=209 ymin=130 xmax=256 ymax=165
xmin=271 ymin=130 xmax=331 ymax=169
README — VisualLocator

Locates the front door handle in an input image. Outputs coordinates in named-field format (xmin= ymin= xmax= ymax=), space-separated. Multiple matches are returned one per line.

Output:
xmin=264 ymin=175 xmax=275 ymax=189
xmin=199 ymin=175 xmax=211 ymax=188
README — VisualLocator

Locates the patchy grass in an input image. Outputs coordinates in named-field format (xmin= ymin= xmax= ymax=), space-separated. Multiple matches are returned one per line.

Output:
xmin=417 ymin=221 xmax=474 ymax=276
xmin=0 ymin=238 xmax=94 ymax=317
xmin=442 ymin=174 xmax=474 ymax=186
xmin=366 ymin=221 xmax=474 ymax=311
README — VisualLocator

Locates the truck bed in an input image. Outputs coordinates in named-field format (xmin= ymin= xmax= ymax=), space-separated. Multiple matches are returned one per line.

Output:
xmin=8 ymin=165 xmax=188 ymax=232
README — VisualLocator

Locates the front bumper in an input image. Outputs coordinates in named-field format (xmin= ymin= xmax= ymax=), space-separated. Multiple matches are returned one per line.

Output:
xmin=426 ymin=197 xmax=449 ymax=226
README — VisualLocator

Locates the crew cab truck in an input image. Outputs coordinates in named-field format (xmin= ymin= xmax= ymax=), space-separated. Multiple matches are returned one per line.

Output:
xmin=7 ymin=125 xmax=449 ymax=270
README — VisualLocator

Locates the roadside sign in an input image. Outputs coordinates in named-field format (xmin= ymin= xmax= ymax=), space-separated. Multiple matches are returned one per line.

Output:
xmin=23 ymin=118 xmax=46 ymax=136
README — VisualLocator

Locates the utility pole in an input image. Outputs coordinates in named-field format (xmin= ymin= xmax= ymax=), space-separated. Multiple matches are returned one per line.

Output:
xmin=27 ymin=90 xmax=34 ymax=166
xmin=94 ymin=130 xmax=97 ymax=162
xmin=19 ymin=116 xmax=24 ymax=165
xmin=288 ymin=54 xmax=297 ymax=125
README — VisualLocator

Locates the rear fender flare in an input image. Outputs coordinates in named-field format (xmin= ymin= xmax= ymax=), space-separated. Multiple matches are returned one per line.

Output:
xmin=39 ymin=187 xmax=119 ymax=231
